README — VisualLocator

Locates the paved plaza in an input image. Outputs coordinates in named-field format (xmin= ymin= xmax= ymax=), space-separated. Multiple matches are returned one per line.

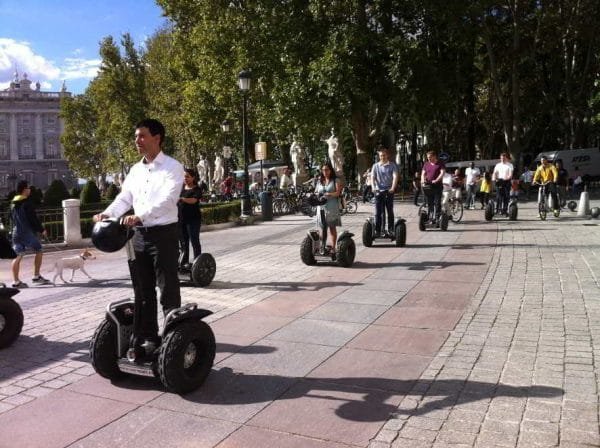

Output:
xmin=0 ymin=198 xmax=599 ymax=448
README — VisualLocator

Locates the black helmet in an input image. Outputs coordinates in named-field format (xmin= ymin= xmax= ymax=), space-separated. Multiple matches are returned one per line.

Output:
xmin=306 ymin=193 xmax=328 ymax=207
xmin=91 ymin=219 xmax=131 ymax=253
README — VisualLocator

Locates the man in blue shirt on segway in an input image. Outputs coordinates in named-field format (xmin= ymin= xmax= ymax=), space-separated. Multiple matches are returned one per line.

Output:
xmin=370 ymin=146 xmax=399 ymax=238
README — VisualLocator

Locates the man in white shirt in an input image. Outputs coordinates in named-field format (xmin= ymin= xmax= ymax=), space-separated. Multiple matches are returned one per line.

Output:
xmin=94 ymin=119 xmax=184 ymax=356
xmin=280 ymin=168 xmax=292 ymax=190
xmin=492 ymin=152 xmax=514 ymax=215
xmin=464 ymin=162 xmax=480 ymax=209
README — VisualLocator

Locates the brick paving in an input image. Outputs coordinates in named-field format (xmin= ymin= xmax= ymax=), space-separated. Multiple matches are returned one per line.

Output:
xmin=0 ymin=198 xmax=598 ymax=447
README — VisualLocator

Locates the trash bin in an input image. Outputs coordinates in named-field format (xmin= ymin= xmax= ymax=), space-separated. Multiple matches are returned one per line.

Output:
xmin=259 ymin=191 xmax=273 ymax=221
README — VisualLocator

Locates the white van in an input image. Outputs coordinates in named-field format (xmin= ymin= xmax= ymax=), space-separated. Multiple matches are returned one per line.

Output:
xmin=533 ymin=148 xmax=600 ymax=180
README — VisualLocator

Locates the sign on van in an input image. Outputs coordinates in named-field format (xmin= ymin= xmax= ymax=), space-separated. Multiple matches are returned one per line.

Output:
xmin=439 ymin=152 xmax=450 ymax=163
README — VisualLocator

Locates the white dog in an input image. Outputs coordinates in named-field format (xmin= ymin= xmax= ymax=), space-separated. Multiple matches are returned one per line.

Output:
xmin=52 ymin=250 xmax=96 ymax=284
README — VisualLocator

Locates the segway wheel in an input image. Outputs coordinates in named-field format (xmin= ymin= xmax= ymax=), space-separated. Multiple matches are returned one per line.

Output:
xmin=440 ymin=213 xmax=449 ymax=231
xmin=362 ymin=221 xmax=373 ymax=248
xmin=336 ymin=238 xmax=356 ymax=268
xmin=508 ymin=204 xmax=518 ymax=221
xmin=567 ymin=200 xmax=577 ymax=211
xmin=300 ymin=236 xmax=316 ymax=265
xmin=484 ymin=203 xmax=494 ymax=221
xmin=190 ymin=253 xmax=216 ymax=287
xmin=346 ymin=201 xmax=358 ymax=214
xmin=158 ymin=320 xmax=216 ymax=394
xmin=0 ymin=297 xmax=23 ymax=349
xmin=89 ymin=319 xmax=124 ymax=379
xmin=418 ymin=211 xmax=427 ymax=231
xmin=394 ymin=222 xmax=407 ymax=247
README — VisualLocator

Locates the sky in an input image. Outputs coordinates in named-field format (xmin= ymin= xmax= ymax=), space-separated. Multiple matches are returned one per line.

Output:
xmin=0 ymin=0 xmax=168 ymax=94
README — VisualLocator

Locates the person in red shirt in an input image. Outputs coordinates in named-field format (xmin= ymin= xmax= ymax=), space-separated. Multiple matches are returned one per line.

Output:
xmin=420 ymin=150 xmax=446 ymax=222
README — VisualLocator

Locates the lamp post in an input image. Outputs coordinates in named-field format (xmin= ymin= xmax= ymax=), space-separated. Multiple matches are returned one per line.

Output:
xmin=238 ymin=70 xmax=252 ymax=217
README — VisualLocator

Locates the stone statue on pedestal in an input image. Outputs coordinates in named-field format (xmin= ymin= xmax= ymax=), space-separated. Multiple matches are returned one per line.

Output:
xmin=213 ymin=155 xmax=224 ymax=187
xmin=326 ymin=128 xmax=345 ymax=182
xmin=290 ymin=137 xmax=308 ymax=186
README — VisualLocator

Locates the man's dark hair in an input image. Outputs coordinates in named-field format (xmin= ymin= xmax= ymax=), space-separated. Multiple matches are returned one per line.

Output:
xmin=16 ymin=180 xmax=29 ymax=194
xmin=136 ymin=118 xmax=165 ymax=145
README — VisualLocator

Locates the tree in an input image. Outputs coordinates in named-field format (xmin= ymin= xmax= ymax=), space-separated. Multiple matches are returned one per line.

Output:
xmin=80 ymin=181 xmax=102 ymax=205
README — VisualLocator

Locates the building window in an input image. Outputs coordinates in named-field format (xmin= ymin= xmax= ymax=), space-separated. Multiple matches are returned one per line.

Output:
xmin=0 ymin=141 xmax=8 ymax=159
xmin=23 ymin=172 xmax=34 ymax=185
xmin=48 ymin=170 xmax=58 ymax=184
xmin=19 ymin=140 xmax=34 ymax=159
xmin=0 ymin=114 xmax=6 ymax=133
xmin=0 ymin=173 xmax=7 ymax=188
xmin=46 ymin=140 xmax=58 ymax=157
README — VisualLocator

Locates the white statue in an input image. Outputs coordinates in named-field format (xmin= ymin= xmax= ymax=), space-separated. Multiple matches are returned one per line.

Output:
xmin=326 ymin=128 xmax=344 ymax=179
xmin=290 ymin=138 xmax=308 ymax=186
xmin=197 ymin=155 xmax=209 ymax=185
xmin=213 ymin=155 xmax=224 ymax=186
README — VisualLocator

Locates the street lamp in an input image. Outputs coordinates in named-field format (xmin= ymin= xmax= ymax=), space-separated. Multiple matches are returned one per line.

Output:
xmin=238 ymin=69 xmax=252 ymax=217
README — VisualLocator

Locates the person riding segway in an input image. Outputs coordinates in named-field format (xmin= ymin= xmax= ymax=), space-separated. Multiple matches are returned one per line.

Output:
xmin=485 ymin=152 xmax=518 ymax=221
xmin=177 ymin=168 xmax=216 ymax=287
xmin=300 ymin=161 xmax=356 ymax=267
xmin=419 ymin=150 xmax=449 ymax=231
xmin=90 ymin=119 xmax=215 ymax=393
xmin=362 ymin=146 xmax=406 ymax=247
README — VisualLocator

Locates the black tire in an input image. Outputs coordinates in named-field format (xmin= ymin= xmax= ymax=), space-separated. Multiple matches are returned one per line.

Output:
xmin=346 ymin=201 xmax=358 ymax=214
xmin=0 ymin=297 xmax=23 ymax=349
xmin=418 ymin=210 xmax=427 ymax=231
xmin=362 ymin=221 xmax=373 ymax=247
xmin=539 ymin=201 xmax=547 ymax=221
xmin=191 ymin=253 xmax=216 ymax=287
xmin=395 ymin=222 xmax=407 ymax=247
xmin=508 ymin=204 xmax=518 ymax=221
xmin=89 ymin=319 xmax=123 ymax=379
xmin=440 ymin=213 xmax=449 ymax=231
xmin=158 ymin=320 xmax=215 ymax=394
xmin=300 ymin=236 xmax=316 ymax=265
xmin=567 ymin=200 xmax=577 ymax=211
xmin=450 ymin=200 xmax=463 ymax=223
xmin=484 ymin=203 xmax=494 ymax=221
xmin=336 ymin=238 xmax=356 ymax=268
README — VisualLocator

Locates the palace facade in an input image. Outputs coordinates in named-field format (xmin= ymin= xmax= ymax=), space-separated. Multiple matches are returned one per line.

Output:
xmin=0 ymin=72 xmax=75 ymax=197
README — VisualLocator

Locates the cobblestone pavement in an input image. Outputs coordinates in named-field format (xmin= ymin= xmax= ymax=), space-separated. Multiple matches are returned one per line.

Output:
xmin=0 ymin=198 xmax=598 ymax=447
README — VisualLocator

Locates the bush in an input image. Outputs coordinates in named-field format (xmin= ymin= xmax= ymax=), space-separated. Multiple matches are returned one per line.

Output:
xmin=44 ymin=180 xmax=70 ymax=206
xmin=69 ymin=186 xmax=81 ymax=198
xmin=104 ymin=183 xmax=120 ymax=200
xmin=200 ymin=201 xmax=240 ymax=225
xmin=29 ymin=186 xmax=44 ymax=205
xmin=80 ymin=180 xmax=101 ymax=205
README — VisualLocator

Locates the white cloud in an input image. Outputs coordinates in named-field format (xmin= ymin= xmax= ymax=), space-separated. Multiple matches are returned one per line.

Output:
xmin=0 ymin=38 xmax=100 ymax=91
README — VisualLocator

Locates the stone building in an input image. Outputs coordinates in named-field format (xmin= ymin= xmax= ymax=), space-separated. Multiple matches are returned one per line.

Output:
xmin=0 ymin=71 xmax=75 ymax=197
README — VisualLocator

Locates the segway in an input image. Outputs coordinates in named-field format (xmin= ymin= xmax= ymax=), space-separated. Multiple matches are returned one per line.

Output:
xmin=177 ymin=241 xmax=216 ymax=287
xmin=362 ymin=191 xmax=406 ymax=247
xmin=418 ymin=184 xmax=450 ymax=231
xmin=89 ymin=218 xmax=216 ymax=394
xmin=300 ymin=194 xmax=356 ymax=267
xmin=0 ymin=286 xmax=23 ymax=349
xmin=484 ymin=182 xmax=517 ymax=221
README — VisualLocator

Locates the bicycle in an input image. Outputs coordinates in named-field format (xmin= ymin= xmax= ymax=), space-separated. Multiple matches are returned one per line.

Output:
xmin=535 ymin=181 xmax=560 ymax=220
xmin=442 ymin=188 xmax=463 ymax=223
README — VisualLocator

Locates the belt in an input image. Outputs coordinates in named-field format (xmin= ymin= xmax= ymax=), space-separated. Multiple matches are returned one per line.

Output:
xmin=136 ymin=223 xmax=177 ymax=234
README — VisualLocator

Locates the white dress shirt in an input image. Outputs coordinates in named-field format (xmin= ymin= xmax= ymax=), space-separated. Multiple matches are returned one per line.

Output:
xmin=493 ymin=161 xmax=513 ymax=181
xmin=103 ymin=151 xmax=184 ymax=226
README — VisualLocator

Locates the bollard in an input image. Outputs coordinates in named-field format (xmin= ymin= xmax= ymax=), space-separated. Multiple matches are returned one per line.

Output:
xmin=576 ymin=191 xmax=590 ymax=217
xmin=62 ymin=199 xmax=82 ymax=245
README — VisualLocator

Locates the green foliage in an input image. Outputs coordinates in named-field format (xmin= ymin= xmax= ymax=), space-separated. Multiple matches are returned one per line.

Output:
xmin=69 ymin=186 xmax=81 ymax=198
xmin=104 ymin=183 xmax=120 ymax=200
xmin=29 ymin=186 xmax=44 ymax=205
xmin=80 ymin=181 xmax=102 ymax=205
xmin=43 ymin=180 xmax=70 ymax=206
xmin=200 ymin=201 xmax=240 ymax=225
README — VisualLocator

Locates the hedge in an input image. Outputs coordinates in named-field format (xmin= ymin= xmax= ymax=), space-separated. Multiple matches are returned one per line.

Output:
xmin=42 ymin=200 xmax=241 ymax=241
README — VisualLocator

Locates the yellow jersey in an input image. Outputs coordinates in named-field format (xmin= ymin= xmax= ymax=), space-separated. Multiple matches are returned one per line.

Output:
xmin=533 ymin=164 xmax=558 ymax=183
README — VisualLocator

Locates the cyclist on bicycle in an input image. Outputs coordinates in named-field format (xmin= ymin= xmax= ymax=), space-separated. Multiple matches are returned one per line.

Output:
xmin=421 ymin=150 xmax=446 ymax=223
xmin=492 ymin=152 xmax=514 ymax=215
xmin=370 ymin=146 xmax=398 ymax=237
xmin=533 ymin=156 xmax=560 ymax=216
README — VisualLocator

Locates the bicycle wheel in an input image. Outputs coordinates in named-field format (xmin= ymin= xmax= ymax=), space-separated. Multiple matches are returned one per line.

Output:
xmin=539 ymin=199 xmax=547 ymax=220
xmin=346 ymin=201 xmax=358 ymax=214
xmin=450 ymin=199 xmax=463 ymax=223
